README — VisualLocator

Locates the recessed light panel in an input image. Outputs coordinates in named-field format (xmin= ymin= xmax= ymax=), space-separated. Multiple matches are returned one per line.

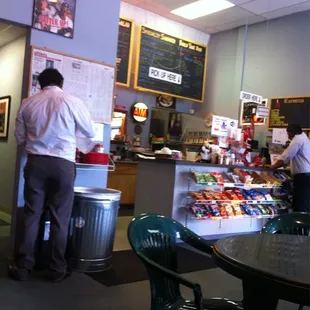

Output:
xmin=171 ymin=0 xmax=235 ymax=20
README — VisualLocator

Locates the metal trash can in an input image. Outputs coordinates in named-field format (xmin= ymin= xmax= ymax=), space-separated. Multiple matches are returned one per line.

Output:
xmin=67 ymin=187 xmax=121 ymax=273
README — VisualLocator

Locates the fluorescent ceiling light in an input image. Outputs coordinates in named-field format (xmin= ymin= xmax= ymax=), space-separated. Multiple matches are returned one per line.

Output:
xmin=171 ymin=0 xmax=235 ymax=20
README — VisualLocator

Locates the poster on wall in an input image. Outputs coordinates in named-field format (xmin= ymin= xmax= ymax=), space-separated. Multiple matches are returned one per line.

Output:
xmin=0 ymin=96 xmax=11 ymax=140
xmin=156 ymin=94 xmax=176 ymax=110
xmin=211 ymin=115 xmax=238 ymax=137
xmin=240 ymin=99 xmax=268 ymax=126
xmin=32 ymin=0 xmax=76 ymax=39
xmin=29 ymin=47 xmax=116 ymax=124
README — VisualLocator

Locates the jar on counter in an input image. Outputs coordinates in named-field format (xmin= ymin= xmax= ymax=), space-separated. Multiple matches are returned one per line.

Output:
xmin=95 ymin=144 xmax=104 ymax=153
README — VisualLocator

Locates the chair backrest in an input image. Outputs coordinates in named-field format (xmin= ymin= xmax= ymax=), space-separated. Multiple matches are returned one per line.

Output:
xmin=127 ymin=214 xmax=191 ymax=309
xmin=261 ymin=212 xmax=310 ymax=236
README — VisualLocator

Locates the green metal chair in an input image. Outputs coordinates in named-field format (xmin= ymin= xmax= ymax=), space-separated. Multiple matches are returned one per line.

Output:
xmin=261 ymin=212 xmax=310 ymax=310
xmin=261 ymin=212 xmax=310 ymax=236
xmin=127 ymin=213 xmax=243 ymax=310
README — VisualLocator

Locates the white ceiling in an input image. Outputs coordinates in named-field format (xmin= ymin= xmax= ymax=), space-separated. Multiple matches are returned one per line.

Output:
xmin=0 ymin=23 xmax=27 ymax=48
xmin=122 ymin=0 xmax=310 ymax=33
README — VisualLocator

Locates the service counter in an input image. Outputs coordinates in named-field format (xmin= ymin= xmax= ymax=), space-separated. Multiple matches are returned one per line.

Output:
xmin=135 ymin=159 xmax=287 ymax=240
xmin=107 ymin=161 xmax=138 ymax=205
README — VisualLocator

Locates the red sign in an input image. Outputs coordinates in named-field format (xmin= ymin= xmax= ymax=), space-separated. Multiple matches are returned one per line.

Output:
xmin=132 ymin=102 xmax=149 ymax=122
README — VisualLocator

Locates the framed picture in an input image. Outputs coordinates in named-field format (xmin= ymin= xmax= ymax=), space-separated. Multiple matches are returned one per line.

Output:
xmin=0 ymin=96 xmax=11 ymax=140
xmin=240 ymin=99 xmax=268 ymax=126
xmin=156 ymin=94 xmax=176 ymax=110
xmin=32 ymin=0 xmax=76 ymax=39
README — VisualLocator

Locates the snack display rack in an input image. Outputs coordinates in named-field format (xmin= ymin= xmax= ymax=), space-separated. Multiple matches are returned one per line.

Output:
xmin=134 ymin=160 xmax=291 ymax=240
xmin=185 ymin=169 xmax=290 ymax=222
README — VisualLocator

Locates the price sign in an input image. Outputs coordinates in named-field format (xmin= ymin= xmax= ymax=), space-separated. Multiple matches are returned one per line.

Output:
xmin=240 ymin=91 xmax=263 ymax=104
xmin=256 ymin=106 xmax=270 ymax=118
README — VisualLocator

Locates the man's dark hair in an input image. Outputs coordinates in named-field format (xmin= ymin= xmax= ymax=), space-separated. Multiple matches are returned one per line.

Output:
xmin=287 ymin=124 xmax=302 ymax=135
xmin=38 ymin=69 xmax=64 ymax=89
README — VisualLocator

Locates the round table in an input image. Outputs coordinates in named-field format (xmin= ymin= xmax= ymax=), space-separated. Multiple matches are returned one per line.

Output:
xmin=213 ymin=234 xmax=310 ymax=310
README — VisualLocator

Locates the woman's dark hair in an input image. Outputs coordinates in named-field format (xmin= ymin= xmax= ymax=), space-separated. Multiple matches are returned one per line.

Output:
xmin=287 ymin=124 xmax=302 ymax=135
xmin=38 ymin=69 xmax=64 ymax=89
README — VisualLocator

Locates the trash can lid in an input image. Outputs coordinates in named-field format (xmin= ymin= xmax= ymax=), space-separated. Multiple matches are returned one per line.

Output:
xmin=74 ymin=187 xmax=121 ymax=201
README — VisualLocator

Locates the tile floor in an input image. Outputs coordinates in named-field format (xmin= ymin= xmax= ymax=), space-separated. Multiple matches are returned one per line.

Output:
xmin=0 ymin=211 xmax=308 ymax=310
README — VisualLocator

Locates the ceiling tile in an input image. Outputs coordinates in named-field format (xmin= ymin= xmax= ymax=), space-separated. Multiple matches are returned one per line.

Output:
xmin=152 ymin=0 xmax=195 ymax=11
xmin=261 ymin=1 xmax=310 ymax=19
xmin=213 ymin=14 xmax=265 ymax=32
xmin=196 ymin=6 xmax=255 ymax=28
xmin=229 ymin=0 xmax=254 ymax=4
xmin=241 ymin=0 xmax=309 ymax=15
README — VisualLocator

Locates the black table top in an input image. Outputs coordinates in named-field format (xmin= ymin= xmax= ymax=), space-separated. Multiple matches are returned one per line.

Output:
xmin=213 ymin=234 xmax=310 ymax=305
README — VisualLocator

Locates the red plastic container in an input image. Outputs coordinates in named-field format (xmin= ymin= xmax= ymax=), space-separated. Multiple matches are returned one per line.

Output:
xmin=81 ymin=152 xmax=109 ymax=165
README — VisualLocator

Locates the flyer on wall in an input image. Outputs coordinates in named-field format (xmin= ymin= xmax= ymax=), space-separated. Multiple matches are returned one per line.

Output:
xmin=30 ymin=48 xmax=116 ymax=124
xmin=32 ymin=0 xmax=76 ymax=38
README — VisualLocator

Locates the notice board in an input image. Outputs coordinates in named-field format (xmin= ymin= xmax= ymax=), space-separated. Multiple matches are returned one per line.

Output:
xmin=29 ymin=47 xmax=116 ymax=124
xmin=116 ymin=17 xmax=134 ymax=87
xmin=134 ymin=25 xmax=208 ymax=103
xmin=269 ymin=96 xmax=310 ymax=130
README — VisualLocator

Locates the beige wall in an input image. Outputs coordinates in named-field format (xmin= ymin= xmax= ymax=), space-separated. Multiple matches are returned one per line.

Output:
xmin=0 ymin=36 xmax=26 ymax=212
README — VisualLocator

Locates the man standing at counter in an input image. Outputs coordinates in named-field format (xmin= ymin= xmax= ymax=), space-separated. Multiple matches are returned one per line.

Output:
xmin=10 ymin=69 xmax=95 ymax=282
xmin=269 ymin=124 xmax=310 ymax=212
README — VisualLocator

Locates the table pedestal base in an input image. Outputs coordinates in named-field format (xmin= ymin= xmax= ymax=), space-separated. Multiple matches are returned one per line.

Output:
xmin=243 ymin=281 xmax=279 ymax=310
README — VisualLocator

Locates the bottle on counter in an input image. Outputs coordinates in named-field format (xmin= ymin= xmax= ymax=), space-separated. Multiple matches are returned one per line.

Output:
xmin=230 ymin=153 xmax=236 ymax=165
xmin=218 ymin=154 xmax=224 ymax=165
xmin=95 ymin=144 xmax=104 ymax=153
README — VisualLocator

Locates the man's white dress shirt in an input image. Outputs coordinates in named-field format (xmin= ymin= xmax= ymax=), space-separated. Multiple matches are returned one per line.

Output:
xmin=15 ymin=86 xmax=95 ymax=162
xmin=281 ymin=132 xmax=310 ymax=175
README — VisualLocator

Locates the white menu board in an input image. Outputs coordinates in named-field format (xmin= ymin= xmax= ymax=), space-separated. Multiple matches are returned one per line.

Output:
xmin=29 ymin=47 xmax=116 ymax=124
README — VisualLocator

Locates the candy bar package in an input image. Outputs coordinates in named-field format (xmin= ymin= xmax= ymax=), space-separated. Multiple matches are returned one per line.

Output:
xmin=242 ymin=204 xmax=260 ymax=216
xmin=234 ymin=189 xmax=245 ymax=200
xmin=227 ymin=172 xmax=240 ymax=184
xmin=233 ymin=205 xmax=243 ymax=216
xmin=204 ymin=173 xmax=216 ymax=183
xmin=210 ymin=172 xmax=224 ymax=183
xmin=200 ymin=205 xmax=212 ymax=218
xmin=191 ymin=192 xmax=206 ymax=201
xmin=234 ymin=169 xmax=253 ymax=184
xmin=193 ymin=172 xmax=205 ymax=184
xmin=257 ymin=205 xmax=268 ymax=215
xmin=209 ymin=205 xmax=221 ymax=217
xmin=223 ymin=203 xmax=234 ymax=217
xmin=250 ymin=171 xmax=266 ymax=184
xmin=189 ymin=205 xmax=203 ymax=218
xmin=220 ymin=192 xmax=229 ymax=200
xmin=218 ymin=205 xmax=228 ymax=217
xmin=222 ymin=173 xmax=234 ymax=183
xmin=211 ymin=191 xmax=222 ymax=200
xmin=203 ymin=191 xmax=214 ymax=200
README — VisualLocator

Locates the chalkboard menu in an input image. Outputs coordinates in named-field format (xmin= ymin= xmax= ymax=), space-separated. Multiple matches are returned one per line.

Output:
xmin=116 ymin=17 xmax=134 ymax=87
xmin=134 ymin=25 xmax=207 ymax=103
xmin=269 ymin=97 xmax=310 ymax=130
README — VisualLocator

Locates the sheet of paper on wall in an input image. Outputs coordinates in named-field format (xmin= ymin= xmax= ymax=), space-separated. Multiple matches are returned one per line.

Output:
xmin=256 ymin=106 xmax=270 ymax=118
xmin=29 ymin=48 xmax=115 ymax=125
xmin=272 ymin=128 xmax=288 ymax=145
xmin=211 ymin=115 xmax=229 ymax=136
xmin=240 ymin=91 xmax=263 ymax=104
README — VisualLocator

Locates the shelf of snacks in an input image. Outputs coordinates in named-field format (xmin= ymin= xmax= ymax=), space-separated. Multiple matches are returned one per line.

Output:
xmin=189 ymin=188 xmax=278 ymax=204
xmin=186 ymin=202 xmax=289 ymax=221
xmin=185 ymin=168 xmax=291 ymax=225
xmin=191 ymin=169 xmax=290 ymax=188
